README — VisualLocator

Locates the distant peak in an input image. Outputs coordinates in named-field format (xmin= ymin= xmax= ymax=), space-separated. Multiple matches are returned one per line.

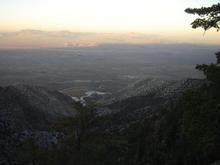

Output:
xmin=18 ymin=29 xmax=44 ymax=34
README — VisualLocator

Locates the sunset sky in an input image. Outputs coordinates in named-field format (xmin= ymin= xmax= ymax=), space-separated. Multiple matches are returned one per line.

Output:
xmin=0 ymin=0 xmax=219 ymax=47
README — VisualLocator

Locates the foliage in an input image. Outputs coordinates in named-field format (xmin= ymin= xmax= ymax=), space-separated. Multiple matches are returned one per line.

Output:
xmin=196 ymin=52 xmax=220 ymax=90
xmin=185 ymin=3 xmax=220 ymax=31
xmin=186 ymin=2 xmax=220 ymax=92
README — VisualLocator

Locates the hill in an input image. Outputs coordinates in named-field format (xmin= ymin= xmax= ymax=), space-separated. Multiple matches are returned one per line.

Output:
xmin=0 ymin=78 xmax=220 ymax=165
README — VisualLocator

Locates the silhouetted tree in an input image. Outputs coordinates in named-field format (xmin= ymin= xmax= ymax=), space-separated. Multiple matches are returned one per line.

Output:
xmin=185 ymin=3 xmax=220 ymax=90
xmin=185 ymin=3 xmax=220 ymax=31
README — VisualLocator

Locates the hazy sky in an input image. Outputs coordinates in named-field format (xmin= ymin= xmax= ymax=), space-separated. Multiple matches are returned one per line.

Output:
xmin=0 ymin=0 xmax=219 ymax=46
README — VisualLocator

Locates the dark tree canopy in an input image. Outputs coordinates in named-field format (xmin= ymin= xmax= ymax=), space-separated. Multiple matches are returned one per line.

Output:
xmin=185 ymin=3 xmax=220 ymax=90
xmin=185 ymin=3 xmax=220 ymax=31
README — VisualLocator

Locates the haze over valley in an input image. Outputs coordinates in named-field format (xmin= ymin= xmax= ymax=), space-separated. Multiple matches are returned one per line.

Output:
xmin=0 ymin=43 xmax=218 ymax=98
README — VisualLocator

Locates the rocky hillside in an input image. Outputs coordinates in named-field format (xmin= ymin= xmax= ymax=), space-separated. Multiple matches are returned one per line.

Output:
xmin=97 ymin=78 xmax=206 ymax=105
xmin=0 ymin=84 xmax=78 ymax=163
xmin=93 ymin=79 xmax=206 ymax=134
xmin=0 ymin=85 xmax=77 ymax=131
xmin=2 ymin=79 xmax=218 ymax=165
xmin=0 ymin=79 xmax=203 ymax=132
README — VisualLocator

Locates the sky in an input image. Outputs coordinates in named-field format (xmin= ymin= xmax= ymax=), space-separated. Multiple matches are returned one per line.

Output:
xmin=0 ymin=0 xmax=219 ymax=46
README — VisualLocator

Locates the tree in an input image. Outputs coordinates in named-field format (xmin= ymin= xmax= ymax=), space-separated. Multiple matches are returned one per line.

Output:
xmin=185 ymin=3 xmax=220 ymax=31
xmin=185 ymin=3 xmax=220 ymax=90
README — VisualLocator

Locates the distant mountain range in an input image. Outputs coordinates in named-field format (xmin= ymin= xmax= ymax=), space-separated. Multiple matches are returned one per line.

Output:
xmin=0 ymin=29 xmax=168 ymax=48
